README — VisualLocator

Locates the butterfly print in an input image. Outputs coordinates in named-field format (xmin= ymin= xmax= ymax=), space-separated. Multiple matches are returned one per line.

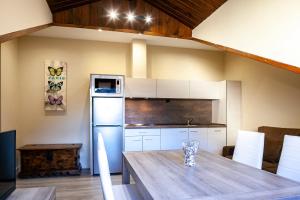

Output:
xmin=48 ymin=95 xmax=63 ymax=105
xmin=48 ymin=81 xmax=63 ymax=91
xmin=48 ymin=67 xmax=63 ymax=76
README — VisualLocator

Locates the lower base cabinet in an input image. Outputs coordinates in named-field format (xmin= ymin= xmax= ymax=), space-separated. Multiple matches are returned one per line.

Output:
xmin=143 ymin=135 xmax=161 ymax=151
xmin=189 ymin=128 xmax=226 ymax=154
xmin=161 ymin=128 xmax=188 ymax=150
xmin=188 ymin=128 xmax=208 ymax=150
xmin=124 ymin=129 xmax=160 ymax=151
xmin=124 ymin=127 xmax=226 ymax=154
xmin=207 ymin=128 xmax=226 ymax=154
xmin=124 ymin=136 xmax=143 ymax=151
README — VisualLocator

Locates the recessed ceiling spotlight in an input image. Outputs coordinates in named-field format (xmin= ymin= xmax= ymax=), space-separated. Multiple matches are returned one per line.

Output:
xmin=108 ymin=9 xmax=119 ymax=20
xmin=126 ymin=12 xmax=135 ymax=22
xmin=145 ymin=15 xmax=152 ymax=24
xmin=98 ymin=28 xmax=103 ymax=32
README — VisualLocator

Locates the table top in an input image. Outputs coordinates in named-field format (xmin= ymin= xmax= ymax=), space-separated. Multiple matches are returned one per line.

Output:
xmin=123 ymin=150 xmax=300 ymax=200
xmin=18 ymin=143 xmax=82 ymax=150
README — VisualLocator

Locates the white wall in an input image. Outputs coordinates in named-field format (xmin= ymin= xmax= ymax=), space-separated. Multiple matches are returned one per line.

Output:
xmin=225 ymin=53 xmax=300 ymax=131
xmin=0 ymin=0 xmax=52 ymax=35
xmin=14 ymin=36 xmax=224 ymax=168
xmin=1 ymin=39 xmax=19 ymax=136
xmin=17 ymin=37 xmax=130 ymax=168
xmin=131 ymin=39 xmax=147 ymax=78
xmin=1 ymin=39 xmax=21 ymax=169
xmin=193 ymin=0 xmax=300 ymax=68
xmin=148 ymin=46 xmax=224 ymax=81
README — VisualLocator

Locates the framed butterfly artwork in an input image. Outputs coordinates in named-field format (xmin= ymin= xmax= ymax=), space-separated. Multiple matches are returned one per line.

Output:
xmin=44 ymin=60 xmax=67 ymax=111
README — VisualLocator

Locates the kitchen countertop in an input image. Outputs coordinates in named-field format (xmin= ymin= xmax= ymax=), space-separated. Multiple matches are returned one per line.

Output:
xmin=125 ymin=123 xmax=226 ymax=129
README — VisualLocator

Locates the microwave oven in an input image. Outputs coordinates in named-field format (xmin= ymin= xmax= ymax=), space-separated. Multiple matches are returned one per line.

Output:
xmin=90 ymin=74 xmax=124 ymax=97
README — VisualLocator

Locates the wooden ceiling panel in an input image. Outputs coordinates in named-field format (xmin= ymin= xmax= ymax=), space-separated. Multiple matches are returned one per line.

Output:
xmin=144 ymin=0 xmax=227 ymax=28
xmin=46 ymin=0 xmax=102 ymax=13
xmin=46 ymin=0 xmax=227 ymax=28
xmin=52 ymin=0 xmax=192 ymax=38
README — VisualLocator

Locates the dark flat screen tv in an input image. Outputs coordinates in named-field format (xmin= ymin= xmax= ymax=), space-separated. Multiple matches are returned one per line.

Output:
xmin=0 ymin=130 xmax=16 ymax=200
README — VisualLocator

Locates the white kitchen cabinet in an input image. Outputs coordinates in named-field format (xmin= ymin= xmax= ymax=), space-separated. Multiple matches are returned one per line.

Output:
xmin=125 ymin=78 xmax=157 ymax=98
xmin=207 ymin=128 xmax=226 ymax=155
xmin=161 ymin=128 xmax=188 ymax=150
xmin=125 ymin=129 xmax=160 ymax=137
xmin=188 ymin=128 xmax=208 ymax=150
xmin=125 ymin=127 xmax=227 ymax=153
xmin=143 ymin=135 xmax=161 ymax=151
xmin=124 ymin=129 xmax=160 ymax=151
xmin=212 ymin=81 xmax=241 ymax=145
xmin=125 ymin=136 xmax=143 ymax=151
xmin=189 ymin=80 xmax=220 ymax=99
xmin=156 ymin=79 xmax=189 ymax=99
xmin=134 ymin=79 xmax=221 ymax=99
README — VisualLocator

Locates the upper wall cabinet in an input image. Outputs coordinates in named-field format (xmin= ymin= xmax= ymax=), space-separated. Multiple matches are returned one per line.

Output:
xmin=125 ymin=78 xmax=157 ymax=98
xmin=125 ymin=78 xmax=222 ymax=99
xmin=156 ymin=79 xmax=189 ymax=98
xmin=190 ymin=80 xmax=220 ymax=99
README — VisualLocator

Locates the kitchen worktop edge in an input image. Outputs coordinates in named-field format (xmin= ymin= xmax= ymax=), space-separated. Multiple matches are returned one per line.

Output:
xmin=125 ymin=124 xmax=226 ymax=129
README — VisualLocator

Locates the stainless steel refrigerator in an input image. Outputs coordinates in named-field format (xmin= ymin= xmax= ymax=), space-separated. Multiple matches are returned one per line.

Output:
xmin=92 ymin=97 xmax=124 ymax=174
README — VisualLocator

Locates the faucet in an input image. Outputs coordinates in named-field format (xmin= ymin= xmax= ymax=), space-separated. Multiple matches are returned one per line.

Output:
xmin=187 ymin=118 xmax=193 ymax=126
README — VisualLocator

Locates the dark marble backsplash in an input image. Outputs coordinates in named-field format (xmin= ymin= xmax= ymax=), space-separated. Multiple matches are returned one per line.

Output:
xmin=125 ymin=99 xmax=212 ymax=125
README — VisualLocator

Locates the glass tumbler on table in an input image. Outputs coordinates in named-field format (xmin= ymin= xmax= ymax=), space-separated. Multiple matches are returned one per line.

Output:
xmin=182 ymin=140 xmax=200 ymax=167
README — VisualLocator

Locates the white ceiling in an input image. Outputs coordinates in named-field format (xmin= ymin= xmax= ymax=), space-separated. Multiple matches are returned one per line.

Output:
xmin=30 ymin=26 xmax=218 ymax=50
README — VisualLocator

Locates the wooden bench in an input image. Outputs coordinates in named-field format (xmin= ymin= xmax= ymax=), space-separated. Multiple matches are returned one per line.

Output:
xmin=18 ymin=144 xmax=82 ymax=178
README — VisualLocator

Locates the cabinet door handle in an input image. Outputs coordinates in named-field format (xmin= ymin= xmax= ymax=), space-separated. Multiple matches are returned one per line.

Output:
xmin=190 ymin=131 xmax=198 ymax=133
xmin=214 ymin=130 xmax=222 ymax=132
xmin=132 ymin=140 xmax=142 ymax=142
xmin=180 ymin=131 xmax=187 ymax=133
xmin=138 ymin=132 xmax=148 ymax=134
xmin=144 ymin=139 xmax=153 ymax=141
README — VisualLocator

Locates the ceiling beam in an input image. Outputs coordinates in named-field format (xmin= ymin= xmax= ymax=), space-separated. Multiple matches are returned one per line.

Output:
xmin=0 ymin=24 xmax=52 ymax=43
xmin=191 ymin=37 xmax=300 ymax=74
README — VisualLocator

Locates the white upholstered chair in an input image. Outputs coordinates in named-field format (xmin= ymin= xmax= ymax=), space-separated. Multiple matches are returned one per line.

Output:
xmin=277 ymin=135 xmax=300 ymax=182
xmin=97 ymin=134 xmax=142 ymax=200
xmin=232 ymin=130 xmax=265 ymax=169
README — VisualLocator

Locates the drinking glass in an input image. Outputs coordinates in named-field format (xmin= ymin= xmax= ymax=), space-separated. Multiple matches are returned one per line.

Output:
xmin=182 ymin=140 xmax=200 ymax=167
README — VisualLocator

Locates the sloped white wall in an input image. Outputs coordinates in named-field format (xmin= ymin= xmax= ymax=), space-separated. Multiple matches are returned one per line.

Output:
xmin=0 ymin=0 xmax=52 ymax=35
xmin=225 ymin=53 xmax=300 ymax=131
xmin=193 ymin=0 xmax=300 ymax=68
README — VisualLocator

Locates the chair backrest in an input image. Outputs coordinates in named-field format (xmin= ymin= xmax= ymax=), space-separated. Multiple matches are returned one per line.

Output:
xmin=97 ymin=133 xmax=115 ymax=200
xmin=277 ymin=135 xmax=300 ymax=182
xmin=233 ymin=130 xmax=265 ymax=169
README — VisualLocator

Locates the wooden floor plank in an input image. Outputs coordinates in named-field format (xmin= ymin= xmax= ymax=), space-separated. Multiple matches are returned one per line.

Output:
xmin=16 ymin=171 xmax=122 ymax=200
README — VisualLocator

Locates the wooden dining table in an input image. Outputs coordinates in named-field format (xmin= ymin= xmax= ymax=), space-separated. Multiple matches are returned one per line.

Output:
xmin=122 ymin=150 xmax=300 ymax=200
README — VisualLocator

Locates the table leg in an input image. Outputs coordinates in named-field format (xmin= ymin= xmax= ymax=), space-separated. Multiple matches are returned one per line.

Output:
xmin=122 ymin=157 xmax=130 ymax=184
